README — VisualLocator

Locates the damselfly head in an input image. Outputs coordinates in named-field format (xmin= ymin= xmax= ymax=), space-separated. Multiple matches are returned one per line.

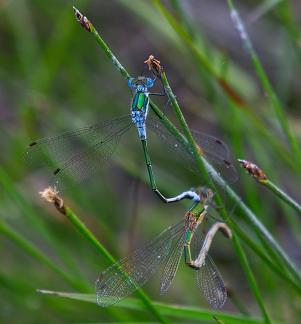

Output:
xmin=198 ymin=186 xmax=214 ymax=204
xmin=127 ymin=76 xmax=154 ymax=90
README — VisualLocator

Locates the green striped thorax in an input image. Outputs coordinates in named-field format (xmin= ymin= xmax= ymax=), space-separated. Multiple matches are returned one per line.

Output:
xmin=184 ymin=187 xmax=214 ymax=236
xmin=128 ymin=76 xmax=154 ymax=113
xmin=184 ymin=187 xmax=214 ymax=265
xmin=128 ymin=76 xmax=155 ymax=140
xmin=132 ymin=91 xmax=148 ymax=111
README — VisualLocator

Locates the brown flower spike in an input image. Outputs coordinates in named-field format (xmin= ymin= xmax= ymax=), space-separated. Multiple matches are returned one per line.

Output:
xmin=238 ymin=159 xmax=267 ymax=183
xmin=73 ymin=6 xmax=92 ymax=32
xmin=144 ymin=54 xmax=163 ymax=76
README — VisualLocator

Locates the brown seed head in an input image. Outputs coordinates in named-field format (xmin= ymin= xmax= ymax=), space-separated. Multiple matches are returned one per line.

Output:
xmin=39 ymin=187 xmax=65 ymax=214
xmin=238 ymin=159 xmax=267 ymax=182
xmin=73 ymin=7 xmax=92 ymax=32
xmin=144 ymin=54 xmax=163 ymax=76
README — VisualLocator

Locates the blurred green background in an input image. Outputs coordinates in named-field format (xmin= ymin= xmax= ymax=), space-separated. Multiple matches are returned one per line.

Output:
xmin=1 ymin=0 xmax=301 ymax=322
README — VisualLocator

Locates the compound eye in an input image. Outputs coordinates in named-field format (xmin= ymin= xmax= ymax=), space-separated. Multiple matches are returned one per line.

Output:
xmin=128 ymin=78 xmax=136 ymax=88
xmin=146 ymin=77 xmax=155 ymax=88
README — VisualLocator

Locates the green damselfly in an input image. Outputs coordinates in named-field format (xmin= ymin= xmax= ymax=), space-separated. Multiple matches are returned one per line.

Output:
xmin=95 ymin=188 xmax=232 ymax=309
xmin=27 ymin=74 xmax=237 ymax=202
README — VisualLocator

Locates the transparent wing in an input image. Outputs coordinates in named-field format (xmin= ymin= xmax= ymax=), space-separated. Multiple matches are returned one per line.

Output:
xmin=195 ymin=254 xmax=227 ymax=309
xmin=95 ymin=220 xmax=185 ymax=307
xmin=160 ymin=232 xmax=186 ymax=295
xmin=191 ymin=220 xmax=208 ymax=259
xmin=146 ymin=117 xmax=238 ymax=184
xmin=192 ymin=131 xmax=230 ymax=160
xmin=26 ymin=115 xmax=132 ymax=189
xmin=199 ymin=149 xmax=238 ymax=185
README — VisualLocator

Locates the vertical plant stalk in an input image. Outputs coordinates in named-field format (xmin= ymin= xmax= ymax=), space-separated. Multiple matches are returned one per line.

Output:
xmin=159 ymin=71 xmax=220 ymax=187
xmin=227 ymin=0 xmax=301 ymax=165
xmin=158 ymin=68 xmax=271 ymax=323
xmin=0 ymin=220 xmax=89 ymax=292
xmin=39 ymin=187 xmax=168 ymax=324
xmin=232 ymin=235 xmax=271 ymax=324
xmin=238 ymin=159 xmax=301 ymax=215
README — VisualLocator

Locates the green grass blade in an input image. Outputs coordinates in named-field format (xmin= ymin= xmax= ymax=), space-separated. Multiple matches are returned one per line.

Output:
xmin=232 ymin=235 xmax=271 ymax=323
xmin=0 ymin=220 xmax=89 ymax=292
xmin=238 ymin=160 xmax=301 ymax=215
xmin=37 ymin=290 xmax=265 ymax=324
xmin=264 ymin=180 xmax=301 ymax=215
xmin=227 ymin=0 xmax=301 ymax=165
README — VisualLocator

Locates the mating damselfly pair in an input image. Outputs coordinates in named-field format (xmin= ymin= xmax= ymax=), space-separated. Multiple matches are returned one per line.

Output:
xmin=27 ymin=50 xmax=237 ymax=308
xmin=96 ymin=187 xmax=232 ymax=309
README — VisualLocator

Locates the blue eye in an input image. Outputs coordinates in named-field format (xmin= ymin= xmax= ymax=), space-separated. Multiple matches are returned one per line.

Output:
xmin=128 ymin=78 xmax=136 ymax=88
xmin=146 ymin=78 xmax=155 ymax=88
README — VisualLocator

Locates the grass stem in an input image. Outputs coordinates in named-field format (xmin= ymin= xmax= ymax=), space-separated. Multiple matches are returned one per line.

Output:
xmin=264 ymin=180 xmax=301 ymax=214
xmin=157 ymin=68 xmax=271 ymax=324
xmin=238 ymin=159 xmax=301 ymax=215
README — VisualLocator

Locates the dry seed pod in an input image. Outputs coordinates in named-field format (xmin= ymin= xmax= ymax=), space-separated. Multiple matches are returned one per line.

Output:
xmin=238 ymin=159 xmax=267 ymax=182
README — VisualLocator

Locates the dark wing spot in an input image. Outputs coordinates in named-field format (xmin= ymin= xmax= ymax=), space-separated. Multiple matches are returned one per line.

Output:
xmin=29 ymin=141 xmax=37 ymax=147
xmin=223 ymin=159 xmax=231 ymax=166
xmin=100 ymin=284 xmax=107 ymax=290
xmin=215 ymin=139 xmax=223 ymax=145
xmin=53 ymin=168 xmax=61 ymax=175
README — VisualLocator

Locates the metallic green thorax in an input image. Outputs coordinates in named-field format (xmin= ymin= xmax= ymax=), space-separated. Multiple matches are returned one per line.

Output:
xmin=132 ymin=92 xmax=149 ymax=111
xmin=190 ymin=200 xmax=206 ymax=219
